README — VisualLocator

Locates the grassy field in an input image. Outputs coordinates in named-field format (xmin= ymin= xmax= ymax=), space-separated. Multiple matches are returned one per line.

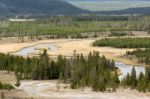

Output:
xmin=0 ymin=20 xmax=129 ymax=37
xmin=0 ymin=15 xmax=150 ymax=38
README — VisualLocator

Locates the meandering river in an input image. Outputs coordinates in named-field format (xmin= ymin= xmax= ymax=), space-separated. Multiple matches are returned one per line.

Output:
xmin=15 ymin=43 xmax=58 ymax=56
xmin=15 ymin=44 xmax=145 ymax=79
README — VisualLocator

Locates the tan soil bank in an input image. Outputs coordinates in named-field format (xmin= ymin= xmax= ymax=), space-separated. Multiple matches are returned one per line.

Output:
xmin=0 ymin=38 xmax=140 ymax=65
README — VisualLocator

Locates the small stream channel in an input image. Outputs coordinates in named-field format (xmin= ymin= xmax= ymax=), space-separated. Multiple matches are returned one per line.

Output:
xmin=15 ymin=43 xmax=58 ymax=56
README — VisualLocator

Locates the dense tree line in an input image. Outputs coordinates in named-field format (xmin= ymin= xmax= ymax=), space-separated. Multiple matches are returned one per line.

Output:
xmin=121 ymin=67 xmax=150 ymax=92
xmin=109 ymin=31 xmax=128 ymax=37
xmin=70 ymin=51 xmax=119 ymax=91
xmin=126 ymin=49 xmax=150 ymax=65
xmin=93 ymin=37 xmax=150 ymax=48
xmin=73 ymin=15 xmax=129 ymax=21
xmin=124 ymin=48 xmax=150 ymax=92
xmin=0 ymin=15 xmax=150 ymax=38
xmin=0 ymin=50 xmax=120 ymax=91
xmin=0 ymin=50 xmax=149 ymax=92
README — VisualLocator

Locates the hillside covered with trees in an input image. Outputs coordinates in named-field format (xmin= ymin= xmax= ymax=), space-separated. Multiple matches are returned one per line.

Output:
xmin=0 ymin=0 xmax=150 ymax=16
xmin=0 ymin=0 xmax=88 ymax=16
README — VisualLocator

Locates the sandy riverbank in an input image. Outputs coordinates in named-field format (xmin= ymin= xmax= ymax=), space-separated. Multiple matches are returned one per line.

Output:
xmin=17 ymin=80 xmax=150 ymax=99
xmin=0 ymin=70 xmax=149 ymax=99
xmin=1 ymin=80 xmax=149 ymax=99
xmin=0 ymin=38 xmax=143 ymax=66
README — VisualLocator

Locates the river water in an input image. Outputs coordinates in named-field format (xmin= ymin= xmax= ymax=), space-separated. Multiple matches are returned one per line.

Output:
xmin=15 ymin=44 xmax=58 ymax=56
xmin=15 ymin=44 xmax=145 ymax=80
xmin=115 ymin=62 xmax=145 ymax=80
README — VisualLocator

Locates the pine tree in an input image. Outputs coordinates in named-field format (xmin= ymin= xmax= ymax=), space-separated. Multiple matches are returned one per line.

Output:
xmin=80 ymin=78 xmax=86 ymax=91
xmin=130 ymin=67 xmax=137 ymax=88
xmin=109 ymin=71 xmax=120 ymax=91
xmin=148 ymin=82 xmax=150 ymax=92
xmin=1 ymin=92 xmax=4 ymax=99
xmin=138 ymin=72 xmax=144 ymax=81
xmin=99 ymin=79 xmax=106 ymax=92
xmin=15 ymin=74 xmax=21 ymax=87
xmin=137 ymin=76 xmax=147 ymax=92
xmin=145 ymin=67 xmax=150 ymax=81
xmin=126 ymin=73 xmax=131 ymax=86
xmin=39 ymin=49 xmax=50 ymax=80
xmin=31 ymin=61 xmax=40 ymax=80
xmin=51 ymin=60 xmax=59 ymax=79
xmin=113 ymin=71 xmax=120 ymax=84
xmin=110 ymin=60 xmax=115 ymax=70
xmin=92 ymin=74 xmax=99 ymax=91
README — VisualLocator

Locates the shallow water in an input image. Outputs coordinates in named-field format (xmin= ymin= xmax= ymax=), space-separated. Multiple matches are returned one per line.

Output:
xmin=15 ymin=44 xmax=58 ymax=56
xmin=115 ymin=62 xmax=145 ymax=80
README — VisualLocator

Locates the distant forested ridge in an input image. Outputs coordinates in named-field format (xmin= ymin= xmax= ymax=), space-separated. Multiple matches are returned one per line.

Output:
xmin=0 ymin=0 xmax=150 ymax=16
xmin=95 ymin=7 xmax=150 ymax=15
xmin=0 ymin=0 xmax=89 ymax=16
